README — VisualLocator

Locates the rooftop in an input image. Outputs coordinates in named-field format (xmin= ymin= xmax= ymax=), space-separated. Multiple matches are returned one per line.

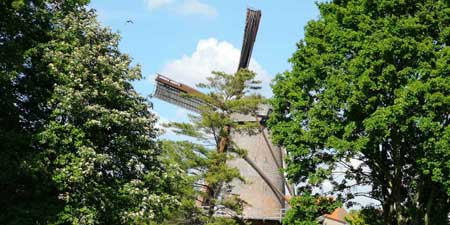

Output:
xmin=324 ymin=208 xmax=348 ymax=223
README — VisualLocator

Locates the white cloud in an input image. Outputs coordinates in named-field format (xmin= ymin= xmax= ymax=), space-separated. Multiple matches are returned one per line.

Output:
xmin=159 ymin=38 xmax=272 ymax=96
xmin=147 ymin=0 xmax=174 ymax=11
xmin=177 ymin=0 xmax=217 ymax=17
xmin=146 ymin=0 xmax=217 ymax=17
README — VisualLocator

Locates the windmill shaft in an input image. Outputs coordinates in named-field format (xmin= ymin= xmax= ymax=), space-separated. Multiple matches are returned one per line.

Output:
xmin=243 ymin=155 xmax=287 ymax=203
xmin=238 ymin=9 xmax=261 ymax=71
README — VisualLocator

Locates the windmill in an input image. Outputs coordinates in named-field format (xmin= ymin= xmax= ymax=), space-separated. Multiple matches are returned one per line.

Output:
xmin=154 ymin=9 xmax=292 ymax=224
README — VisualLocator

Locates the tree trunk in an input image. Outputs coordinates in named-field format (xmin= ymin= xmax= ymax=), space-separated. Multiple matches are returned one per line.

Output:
xmin=218 ymin=125 xmax=230 ymax=153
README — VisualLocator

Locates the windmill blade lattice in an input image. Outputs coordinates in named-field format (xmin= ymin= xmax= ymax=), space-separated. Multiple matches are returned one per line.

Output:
xmin=238 ymin=9 xmax=261 ymax=71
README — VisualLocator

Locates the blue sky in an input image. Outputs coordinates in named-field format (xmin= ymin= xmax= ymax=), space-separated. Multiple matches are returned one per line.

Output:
xmin=89 ymin=0 xmax=320 ymax=130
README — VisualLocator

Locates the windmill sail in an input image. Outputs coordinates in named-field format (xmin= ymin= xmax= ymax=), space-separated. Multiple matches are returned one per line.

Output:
xmin=237 ymin=9 xmax=261 ymax=70
xmin=154 ymin=9 xmax=261 ymax=113
xmin=154 ymin=74 xmax=204 ymax=113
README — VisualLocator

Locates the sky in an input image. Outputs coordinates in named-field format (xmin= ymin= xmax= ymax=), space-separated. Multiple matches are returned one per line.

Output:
xmin=88 ymin=0 xmax=377 ymax=209
xmin=88 ymin=0 xmax=320 ymax=130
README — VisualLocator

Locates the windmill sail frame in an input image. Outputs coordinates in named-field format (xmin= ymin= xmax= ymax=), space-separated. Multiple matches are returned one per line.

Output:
xmin=238 ymin=9 xmax=261 ymax=70
xmin=154 ymin=74 xmax=205 ymax=113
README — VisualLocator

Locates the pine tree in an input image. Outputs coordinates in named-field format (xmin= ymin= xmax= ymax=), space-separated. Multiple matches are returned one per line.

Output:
xmin=163 ymin=69 xmax=264 ymax=225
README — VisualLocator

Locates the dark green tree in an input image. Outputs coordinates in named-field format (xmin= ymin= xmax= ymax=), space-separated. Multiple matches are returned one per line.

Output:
xmin=1 ymin=0 xmax=89 ymax=223
xmin=1 ymin=1 xmax=184 ymax=224
xmin=163 ymin=69 xmax=264 ymax=225
xmin=269 ymin=0 xmax=450 ymax=224
xmin=282 ymin=192 xmax=342 ymax=225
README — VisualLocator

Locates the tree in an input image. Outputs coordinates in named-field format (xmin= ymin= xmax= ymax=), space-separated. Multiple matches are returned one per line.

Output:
xmin=1 ymin=0 xmax=89 ymax=223
xmin=158 ymin=140 xmax=208 ymax=225
xmin=163 ymin=69 xmax=264 ymax=224
xmin=282 ymin=192 xmax=342 ymax=225
xmin=1 ymin=1 xmax=184 ymax=224
xmin=269 ymin=0 xmax=450 ymax=224
xmin=346 ymin=207 xmax=383 ymax=225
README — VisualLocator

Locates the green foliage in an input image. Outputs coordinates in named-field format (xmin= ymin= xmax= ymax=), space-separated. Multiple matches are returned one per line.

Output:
xmin=1 ymin=1 xmax=86 ymax=223
xmin=346 ymin=207 xmax=383 ymax=225
xmin=269 ymin=0 xmax=450 ymax=224
xmin=163 ymin=69 xmax=263 ymax=224
xmin=1 ymin=1 xmax=183 ymax=224
xmin=282 ymin=192 xmax=342 ymax=225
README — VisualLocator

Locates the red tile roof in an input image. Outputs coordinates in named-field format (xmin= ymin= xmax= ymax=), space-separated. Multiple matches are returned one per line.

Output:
xmin=324 ymin=208 xmax=348 ymax=223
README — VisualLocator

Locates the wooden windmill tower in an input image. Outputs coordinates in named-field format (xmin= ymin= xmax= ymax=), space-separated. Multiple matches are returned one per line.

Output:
xmin=154 ymin=9 xmax=292 ymax=224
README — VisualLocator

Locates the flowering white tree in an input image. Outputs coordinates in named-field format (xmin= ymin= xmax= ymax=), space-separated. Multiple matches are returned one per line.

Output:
xmin=1 ymin=2 xmax=186 ymax=224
